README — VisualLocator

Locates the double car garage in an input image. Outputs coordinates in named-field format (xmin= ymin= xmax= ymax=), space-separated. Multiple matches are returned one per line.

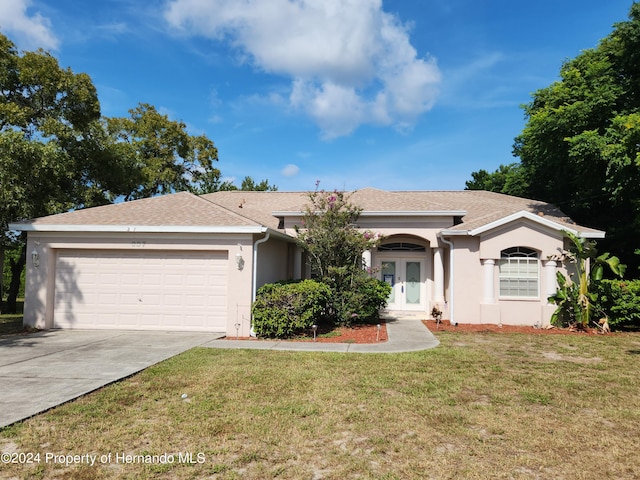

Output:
xmin=52 ymin=250 xmax=228 ymax=332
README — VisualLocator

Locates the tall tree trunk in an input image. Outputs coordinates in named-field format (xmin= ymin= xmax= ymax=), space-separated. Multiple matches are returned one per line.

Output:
xmin=6 ymin=244 xmax=26 ymax=314
xmin=0 ymin=245 xmax=5 ymax=314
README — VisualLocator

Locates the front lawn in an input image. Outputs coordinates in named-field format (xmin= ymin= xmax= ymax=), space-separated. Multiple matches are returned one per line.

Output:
xmin=0 ymin=317 xmax=25 ymax=336
xmin=1 ymin=332 xmax=639 ymax=479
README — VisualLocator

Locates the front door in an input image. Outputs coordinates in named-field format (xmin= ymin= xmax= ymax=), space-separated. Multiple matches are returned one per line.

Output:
xmin=381 ymin=258 xmax=425 ymax=311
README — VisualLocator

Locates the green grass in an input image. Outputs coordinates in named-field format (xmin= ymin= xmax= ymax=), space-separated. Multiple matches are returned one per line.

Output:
xmin=0 ymin=317 xmax=25 ymax=335
xmin=1 ymin=331 xmax=639 ymax=479
xmin=0 ymin=300 xmax=32 ymax=335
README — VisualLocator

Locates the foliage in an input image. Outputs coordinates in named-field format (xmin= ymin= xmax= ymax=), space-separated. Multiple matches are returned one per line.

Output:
xmin=239 ymin=176 xmax=278 ymax=192
xmin=0 ymin=33 xmax=113 ymax=311
xmin=251 ymin=280 xmax=331 ymax=338
xmin=548 ymin=231 xmax=625 ymax=328
xmin=464 ymin=162 xmax=528 ymax=196
xmin=593 ymin=279 xmax=640 ymax=329
xmin=294 ymin=185 xmax=386 ymax=324
xmin=326 ymin=276 xmax=391 ymax=326
xmin=0 ymin=32 xmax=277 ymax=312
xmin=467 ymin=4 xmax=640 ymax=270
xmin=104 ymin=103 xmax=221 ymax=200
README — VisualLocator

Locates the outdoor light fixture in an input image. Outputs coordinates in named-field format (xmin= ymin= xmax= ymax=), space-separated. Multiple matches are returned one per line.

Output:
xmin=376 ymin=323 xmax=381 ymax=342
xmin=312 ymin=324 xmax=318 ymax=342
xmin=235 ymin=252 xmax=244 ymax=269
xmin=235 ymin=244 xmax=245 ymax=270
xmin=31 ymin=247 xmax=39 ymax=267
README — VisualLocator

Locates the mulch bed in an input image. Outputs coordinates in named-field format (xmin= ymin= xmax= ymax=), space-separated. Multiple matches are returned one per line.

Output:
xmin=226 ymin=319 xmax=637 ymax=344
xmin=226 ymin=321 xmax=388 ymax=344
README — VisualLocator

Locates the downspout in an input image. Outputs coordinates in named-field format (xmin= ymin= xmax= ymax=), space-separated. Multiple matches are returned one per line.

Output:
xmin=250 ymin=231 xmax=270 ymax=337
xmin=439 ymin=235 xmax=456 ymax=325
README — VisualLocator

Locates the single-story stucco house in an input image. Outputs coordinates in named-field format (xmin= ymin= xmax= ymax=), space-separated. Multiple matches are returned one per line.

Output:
xmin=9 ymin=188 xmax=604 ymax=336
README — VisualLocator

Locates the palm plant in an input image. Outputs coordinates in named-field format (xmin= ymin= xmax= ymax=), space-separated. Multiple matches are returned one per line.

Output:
xmin=548 ymin=231 xmax=625 ymax=328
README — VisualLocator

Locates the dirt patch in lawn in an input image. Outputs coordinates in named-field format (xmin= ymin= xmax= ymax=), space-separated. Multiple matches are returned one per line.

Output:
xmin=424 ymin=319 xmax=608 ymax=335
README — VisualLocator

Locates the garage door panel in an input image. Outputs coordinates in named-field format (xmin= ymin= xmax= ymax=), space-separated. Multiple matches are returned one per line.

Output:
xmin=54 ymin=250 xmax=228 ymax=332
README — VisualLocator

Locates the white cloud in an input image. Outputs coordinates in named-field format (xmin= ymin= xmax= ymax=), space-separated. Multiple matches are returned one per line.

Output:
xmin=164 ymin=0 xmax=440 ymax=138
xmin=0 ymin=0 xmax=59 ymax=50
xmin=281 ymin=164 xmax=300 ymax=177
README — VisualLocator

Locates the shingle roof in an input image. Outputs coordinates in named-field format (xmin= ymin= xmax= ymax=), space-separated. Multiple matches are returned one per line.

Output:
xmin=202 ymin=188 xmax=602 ymax=235
xmin=11 ymin=188 xmax=604 ymax=236
xmin=20 ymin=192 xmax=258 ymax=227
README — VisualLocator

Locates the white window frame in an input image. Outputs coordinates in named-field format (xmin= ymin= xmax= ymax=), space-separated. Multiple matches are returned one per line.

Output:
xmin=499 ymin=247 xmax=540 ymax=299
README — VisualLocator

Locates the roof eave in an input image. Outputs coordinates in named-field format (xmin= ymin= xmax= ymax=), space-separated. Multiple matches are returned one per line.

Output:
xmin=272 ymin=210 xmax=468 ymax=217
xmin=441 ymin=210 xmax=606 ymax=238
xmin=8 ymin=223 xmax=270 ymax=235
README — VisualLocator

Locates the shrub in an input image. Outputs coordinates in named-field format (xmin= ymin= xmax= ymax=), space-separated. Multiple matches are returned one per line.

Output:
xmin=294 ymin=185 xmax=387 ymax=326
xmin=346 ymin=276 xmax=391 ymax=324
xmin=251 ymin=280 xmax=331 ymax=338
xmin=593 ymin=279 xmax=640 ymax=329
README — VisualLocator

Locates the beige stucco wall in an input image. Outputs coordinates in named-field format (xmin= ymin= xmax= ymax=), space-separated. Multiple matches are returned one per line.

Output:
xmin=24 ymin=232 xmax=257 ymax=336
xmin=450 ymin=220 xmax=567 ymax=326
xmin=23 ymin=214 xmax=572 ymax=334
xmin=254 ymin=234 xmax=292 ymax=288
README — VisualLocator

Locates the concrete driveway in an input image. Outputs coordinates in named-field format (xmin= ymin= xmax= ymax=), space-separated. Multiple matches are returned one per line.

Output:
xmin=0 ymin=330 xmax=224 ymax=428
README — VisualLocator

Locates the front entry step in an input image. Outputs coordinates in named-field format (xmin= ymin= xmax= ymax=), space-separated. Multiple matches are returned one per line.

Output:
xmin=381 ymin=310 xmax=427 ymax=321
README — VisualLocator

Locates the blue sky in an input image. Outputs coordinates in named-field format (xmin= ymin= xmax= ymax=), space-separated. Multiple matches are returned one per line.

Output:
xmin=0 ymin=0 xmax=635 ymax=192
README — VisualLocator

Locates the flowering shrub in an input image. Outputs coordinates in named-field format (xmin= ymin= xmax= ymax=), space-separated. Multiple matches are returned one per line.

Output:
xmin=295 ymin=185 xmax=388 ymax=325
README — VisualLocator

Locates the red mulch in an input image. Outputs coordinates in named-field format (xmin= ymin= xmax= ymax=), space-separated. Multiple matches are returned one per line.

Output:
xmin=226 ymin=319 xmax=636 ymax=344
xmin=226 ymin=321 xmax=388 ymax=344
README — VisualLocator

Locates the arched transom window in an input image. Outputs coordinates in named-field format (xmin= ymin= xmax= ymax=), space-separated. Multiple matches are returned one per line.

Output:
xmin=378 ymin=242 xmax=426 ymax=252
xmin=499 ymin=247 xmax=539 ymax=298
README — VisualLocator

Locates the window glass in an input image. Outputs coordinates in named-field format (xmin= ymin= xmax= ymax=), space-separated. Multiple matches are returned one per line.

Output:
xmin=499 ymin=247 xmax=539 ymax=298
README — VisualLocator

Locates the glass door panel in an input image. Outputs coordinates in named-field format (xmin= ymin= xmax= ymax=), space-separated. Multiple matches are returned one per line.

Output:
xmin=405 ymin=261 xmax=421 ymax=305
xmin=381 ymin=261 xmax=396 ymax=304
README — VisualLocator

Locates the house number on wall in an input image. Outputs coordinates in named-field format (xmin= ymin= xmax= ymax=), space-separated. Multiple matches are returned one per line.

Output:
xmin=131 ymin=241 xmax=146 ymax=248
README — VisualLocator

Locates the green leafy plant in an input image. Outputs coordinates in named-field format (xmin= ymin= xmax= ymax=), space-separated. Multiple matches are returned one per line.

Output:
xmin=548 ymin=231 xmax=625 ymax=328
xmin=593 ymin=279 xmax=640 ymax=329
xmin=251 ymin=280 xmax=331 ymax=338
xmin=295 ymin=184 xmax=387 ymax=325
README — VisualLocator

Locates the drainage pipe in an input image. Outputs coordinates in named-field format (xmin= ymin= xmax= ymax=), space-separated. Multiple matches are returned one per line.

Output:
xmin=439 ymin=235 xmax=456 ymax=325
xmin=250 ymin=231 xmax=270 ymax=336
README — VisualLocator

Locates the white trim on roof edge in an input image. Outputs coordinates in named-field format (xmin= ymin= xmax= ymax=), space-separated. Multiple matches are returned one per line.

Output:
xmin=7 ymin=224 xmax=271 ymax=235
xmin=440 ymin=210 xmax=605 ymax=238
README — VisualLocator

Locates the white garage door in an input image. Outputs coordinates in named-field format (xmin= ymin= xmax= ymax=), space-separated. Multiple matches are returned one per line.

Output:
xmin=54 ymin=250 xmax=228 ymax=332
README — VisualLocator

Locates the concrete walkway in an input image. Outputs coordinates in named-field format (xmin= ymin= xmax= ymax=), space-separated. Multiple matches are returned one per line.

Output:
xmin=202 ymin=313 xmax=440 ymax=353
xmin=0 ymin=315 xmax=437 ymax=428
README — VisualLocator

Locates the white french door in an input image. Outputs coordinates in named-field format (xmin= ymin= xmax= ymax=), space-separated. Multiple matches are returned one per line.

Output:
xmin=381 ymin=258 xmax=426 ymax=311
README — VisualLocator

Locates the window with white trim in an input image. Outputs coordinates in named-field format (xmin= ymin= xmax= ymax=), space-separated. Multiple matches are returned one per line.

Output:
xmin=499 ymin=247 xmax=539 ymax=298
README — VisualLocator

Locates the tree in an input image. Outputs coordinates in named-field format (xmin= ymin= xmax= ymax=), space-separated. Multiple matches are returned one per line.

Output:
xmin=464 ymin=162 xmax=528 ymax=196
xmin=239 ymin=176 xmax=277 ymax=192
xmin=104 ymin=103 xmax=220 ymax=200
xmin=467 ymin=4 xmax=640 ymax=270
xmin=0 ymin=32 xmax=276 ymax=312
xmin=548 ymin=231 xmax=625 ymax=329
xmin=294 ymin=185 xmax=389 ymax=325
xmin=0 ymin=33 xmax=118 ymax=312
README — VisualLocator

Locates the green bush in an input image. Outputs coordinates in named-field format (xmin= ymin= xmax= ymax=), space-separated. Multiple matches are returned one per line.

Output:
xmin=252 ymin=280 xmax=331 ymax=338
xmin=333 ymin=276 xmax=391 ymax=326
xmin=593 ymin=279 xmax=640 ymax=329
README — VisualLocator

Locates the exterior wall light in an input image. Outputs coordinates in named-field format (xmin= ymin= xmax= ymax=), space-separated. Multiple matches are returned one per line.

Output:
xmin=31 ymin=248 xmax=40 ymax=267
xmin=235 ymin=252 xmax=244 ymax=270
